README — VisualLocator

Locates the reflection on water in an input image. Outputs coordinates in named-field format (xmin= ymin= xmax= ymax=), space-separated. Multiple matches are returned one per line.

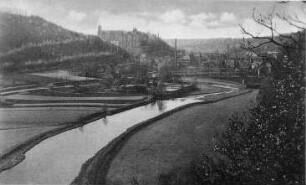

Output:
xmin=149 ymin=100 xmax=167 ymax=112
xmin=78 ymin=125 xmax=84 ymax=133
xmin=102 ymin=117 xmax=108 ymax=125
xmin=148 ymin=98 xmax=191 ymax=112
xmin=0 ymin=94 xmax=214 ymax=184
xmin=157 ymin=100 xmax=166 ymax=111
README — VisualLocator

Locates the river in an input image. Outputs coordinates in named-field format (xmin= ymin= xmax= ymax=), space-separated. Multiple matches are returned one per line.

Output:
xmin=0 ymin=96 xmax=207 ymax=184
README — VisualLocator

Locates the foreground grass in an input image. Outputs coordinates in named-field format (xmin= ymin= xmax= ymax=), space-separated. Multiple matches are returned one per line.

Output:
xmin=104 ymin=91 xmax=257 ymax=185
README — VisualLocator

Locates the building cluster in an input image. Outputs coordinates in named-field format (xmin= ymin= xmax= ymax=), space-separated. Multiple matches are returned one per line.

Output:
xmin=97 ymin=25 xmax=150 ymax=54
xmin=96 ymin=25 xmax=274 ymax=82
xmin=174 ymin=50 xmax=273 ymax=77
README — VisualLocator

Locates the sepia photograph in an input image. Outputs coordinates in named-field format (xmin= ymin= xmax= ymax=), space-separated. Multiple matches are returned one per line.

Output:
xmin=0 ymin=0 xmax=304 ymax=184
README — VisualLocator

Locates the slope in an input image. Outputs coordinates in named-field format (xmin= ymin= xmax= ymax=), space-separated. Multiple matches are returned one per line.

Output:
xmin=0 ymin=12 xmax=130 ymax=72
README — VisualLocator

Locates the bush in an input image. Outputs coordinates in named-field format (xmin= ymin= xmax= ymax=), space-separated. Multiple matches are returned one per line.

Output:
xmin=191 ymin=30 xmax=305 ymax=185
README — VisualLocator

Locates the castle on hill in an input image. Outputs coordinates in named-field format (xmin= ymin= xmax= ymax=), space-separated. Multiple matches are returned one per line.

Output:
xmin=97 ymin=25 xmax=153 ymax=54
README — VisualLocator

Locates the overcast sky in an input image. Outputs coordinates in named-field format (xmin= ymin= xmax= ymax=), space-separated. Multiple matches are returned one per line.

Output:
xmin=1 ymin=0 xmax=305 ymax=39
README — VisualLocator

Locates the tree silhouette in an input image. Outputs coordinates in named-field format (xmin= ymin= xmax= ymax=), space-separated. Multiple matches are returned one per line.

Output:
xmin=193 ymin=8 xmax=305 ymax=185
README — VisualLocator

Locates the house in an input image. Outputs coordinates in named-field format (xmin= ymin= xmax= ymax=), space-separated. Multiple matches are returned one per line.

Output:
xmin=110 ymin=40 xmax=120 ymax=46
xmin=225 ymin=51 xmax=259 ymax=70
xmin=139 ymin=53 xmax=149 ymax=64
xmin=178 ymin=55 xmax=191 ymax=67
xmin=200 ymin=53 xmax=223 ymax=72
xmin=228 ymin=51 xmax=273 ymax=76
xmin=185 ymin=66 xmax=198 ymax=74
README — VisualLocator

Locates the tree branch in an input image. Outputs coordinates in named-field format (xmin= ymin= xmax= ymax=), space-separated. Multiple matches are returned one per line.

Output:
xmin=239 ymin=25 xmax=284 ymax=48
xmin=277 ymin=14 xmax=306 ymax=30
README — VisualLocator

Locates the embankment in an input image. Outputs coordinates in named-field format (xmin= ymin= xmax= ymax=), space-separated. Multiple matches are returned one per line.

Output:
xmin=0 ymin=96 xmax=153 ymax=174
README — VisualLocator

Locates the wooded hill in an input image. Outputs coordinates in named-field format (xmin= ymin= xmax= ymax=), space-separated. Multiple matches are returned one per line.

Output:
xmin=0 ymin=12 xmax=130 ymax=72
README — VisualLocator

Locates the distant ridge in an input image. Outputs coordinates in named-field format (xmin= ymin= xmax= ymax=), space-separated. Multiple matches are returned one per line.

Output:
xmin=165 ymin=37 xmax=282 ymax=53
xmin=165 ymin=38 xmax=242 ymax=53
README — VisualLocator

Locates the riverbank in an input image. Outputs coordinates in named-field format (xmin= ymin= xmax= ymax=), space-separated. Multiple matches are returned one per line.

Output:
xmin=0 ymin=94 xmax=149 ymax=156
xmin=72 ymin=88 xmax=255 ymax=185
xmin=0 ymin=96 xmax=153 ymax=173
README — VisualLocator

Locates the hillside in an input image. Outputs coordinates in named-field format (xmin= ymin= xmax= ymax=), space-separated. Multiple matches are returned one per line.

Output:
xmin=139 ymin=36 xmax=174 ymax=57
xmin=0 ymin=12 xmax=84 ymax=53
xmin=0 ymin=12 xmax=130 ymax=72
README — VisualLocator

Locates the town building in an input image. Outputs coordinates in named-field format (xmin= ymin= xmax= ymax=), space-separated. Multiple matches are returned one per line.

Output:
xmin=178 ymin=55 xmax=191 ymax=67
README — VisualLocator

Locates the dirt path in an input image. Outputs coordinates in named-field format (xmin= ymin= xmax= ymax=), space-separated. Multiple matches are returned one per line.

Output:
xmin=104 ymin=90 xmax=258 ymax=185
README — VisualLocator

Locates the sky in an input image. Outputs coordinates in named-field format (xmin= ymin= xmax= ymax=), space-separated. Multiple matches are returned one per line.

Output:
xmin=0 ymin=0 xmax=305 ymax=39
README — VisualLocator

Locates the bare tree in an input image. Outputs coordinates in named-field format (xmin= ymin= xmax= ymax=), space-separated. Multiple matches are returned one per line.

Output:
xmin=239 ymin=7 xmax=305 ymax=55
xmin=190 ymin=7 xmax=305 ymax=185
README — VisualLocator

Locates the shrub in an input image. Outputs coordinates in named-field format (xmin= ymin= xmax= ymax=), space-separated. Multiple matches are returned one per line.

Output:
xmin=192 ymin=30 xmax=305 ymax=185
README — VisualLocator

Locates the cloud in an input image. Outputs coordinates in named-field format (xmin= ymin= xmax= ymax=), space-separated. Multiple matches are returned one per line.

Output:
xmin=189 ymin=11 xmax=237 ymax=28
xmin=190 ymin=12 xmax=216 ymax=21
xmin=206 ymin=20 xmax=222 ymax=28
xmin=206 ymin=12 xmax=237 ymax=28
xmin=97 ymin=11 xmax=148 ymax=31
xmin=1 ymin=0 xmax=303 ymax=38
xmin=189 ymin=12 xmax=216 ymax=26
xmin=220 ymin=12 xmax=236 ymax=23
xmin=95 ymin=10 xmax=244 ymax=38
xmin=159 ymin=9 xmax=187 ymax=24
xmin=67 ymin=10 xmax=86 ymax=22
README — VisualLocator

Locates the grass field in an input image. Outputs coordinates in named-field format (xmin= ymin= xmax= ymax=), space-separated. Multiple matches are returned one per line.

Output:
xmin=104 ymin=91 xmax=258 ymax=185
xmin=0 ymin=126 xmax=64 ymax=155
xmin=0 ymin=107 xmax=106 ymax=129
xmin=187 ymin=83 xmax=227 ymax=95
